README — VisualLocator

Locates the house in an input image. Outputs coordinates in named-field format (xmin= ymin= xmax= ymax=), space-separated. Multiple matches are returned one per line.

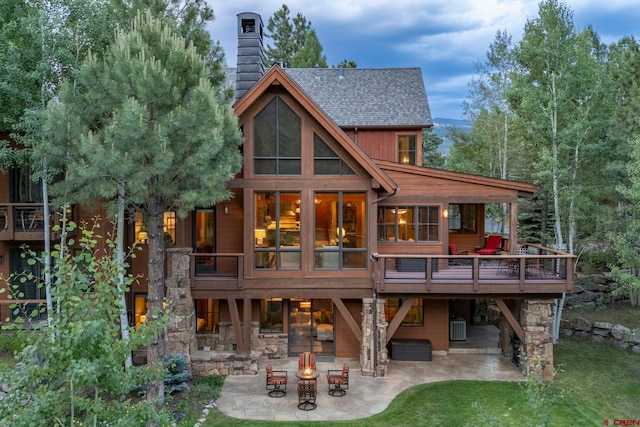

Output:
xmin=0 ymin=12 xmax=573 ymax=381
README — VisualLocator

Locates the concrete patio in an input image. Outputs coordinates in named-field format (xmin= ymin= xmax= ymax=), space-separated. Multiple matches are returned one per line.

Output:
xmin=215 ymin=326 xmax=523 ymax=422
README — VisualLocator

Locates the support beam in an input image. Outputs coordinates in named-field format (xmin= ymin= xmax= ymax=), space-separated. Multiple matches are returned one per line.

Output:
xmin=241 ymin=297 xmax=252 ymax=355
xmin=509 ymin=202 xmax=518 ymax=253
xmin=385 ymin=297 xmax=415 ymax=345
xmin=227 ymin=298 xmax=244 ymax=352
xmin=332 ymin=298 xmax=362 ymax=342
xmin=495 ymin=298 xmax=524 ymax=342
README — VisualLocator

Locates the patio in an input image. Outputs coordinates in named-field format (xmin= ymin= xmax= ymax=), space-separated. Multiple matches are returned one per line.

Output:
xmin=215 ymin=327 xmax=523 ymax=422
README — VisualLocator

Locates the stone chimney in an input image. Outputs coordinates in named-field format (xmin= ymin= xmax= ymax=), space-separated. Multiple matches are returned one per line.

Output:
xmin=236 ymin=12 xmax=265 ymax=101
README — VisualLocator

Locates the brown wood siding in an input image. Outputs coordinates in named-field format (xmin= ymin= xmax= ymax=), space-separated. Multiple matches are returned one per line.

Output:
xmin=335 ymin=299 xmax=362 ymax=358
xmin=387 ymin=299 xmax=448 ymax=352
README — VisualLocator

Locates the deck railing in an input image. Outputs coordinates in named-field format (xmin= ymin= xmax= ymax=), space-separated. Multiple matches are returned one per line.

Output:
xmin=0 ymin=203 xmax=61 ymax=240
xmin=372 ymin=243 xmax=574 ymax=294
xmin=188 ymin=244 xmax=574 ymax=295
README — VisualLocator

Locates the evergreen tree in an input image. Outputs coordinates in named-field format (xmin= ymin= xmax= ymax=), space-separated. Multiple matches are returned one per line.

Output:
xmin=422 ymin=128 xmax=445 ymax=168
xmin=264 ymin=4 xmax=327 ymax=68
xmin=38 ymin=10 xmax=243 ymax=408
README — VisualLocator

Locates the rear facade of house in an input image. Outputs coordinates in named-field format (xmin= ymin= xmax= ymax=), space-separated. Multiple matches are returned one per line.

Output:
xmin=0 ymin=12 xmax=573 ymax=380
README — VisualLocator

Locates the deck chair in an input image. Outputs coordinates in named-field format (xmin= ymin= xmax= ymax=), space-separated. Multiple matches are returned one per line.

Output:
xmin=327 ymin=363 xmax=349 ymax=396
xmin=298 ymin=352 xmax=316 ymax=372
xmin=476 ymin=235 xmax=503 ymax=255
xmin=265 ymin=364 xmax=288 ymax=397
xmin=297 ymin=380 xmax=317 ymax=410
xmin=448 ymin=243 xmax=468 ymax=255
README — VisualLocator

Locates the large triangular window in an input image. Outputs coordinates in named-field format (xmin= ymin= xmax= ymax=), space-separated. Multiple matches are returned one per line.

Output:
xmin=253 ymin=96 xmax=301 ymax=175
xmin=313 ymin=134 xmax=355 ymax=175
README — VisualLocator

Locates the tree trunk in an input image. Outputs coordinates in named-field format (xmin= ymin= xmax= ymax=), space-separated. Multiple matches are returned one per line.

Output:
xmin=145 ymin=199 xmax=166 ymax=410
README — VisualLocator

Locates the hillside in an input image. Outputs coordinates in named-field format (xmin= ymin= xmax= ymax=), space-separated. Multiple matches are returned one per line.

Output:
xmin=432 ymin=117 xmax=472 ymax=155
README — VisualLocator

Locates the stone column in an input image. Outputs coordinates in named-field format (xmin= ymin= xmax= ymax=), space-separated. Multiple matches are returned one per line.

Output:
xmin=520 ymin=299 xmax=555 ymax=381
xmin=164 ymin=248 xmax=196 ymax=370
xmin=360 ymin=297 xmax=389 ymax=377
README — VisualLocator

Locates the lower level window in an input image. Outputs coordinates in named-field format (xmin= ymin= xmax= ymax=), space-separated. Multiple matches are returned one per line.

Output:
xmin=195 ymin=299 xmax=219 ymax=332
xmin=384 ymin=298 xmax=424 ymax=326
xmin=260 ymin=298 xmax=283 ymax=333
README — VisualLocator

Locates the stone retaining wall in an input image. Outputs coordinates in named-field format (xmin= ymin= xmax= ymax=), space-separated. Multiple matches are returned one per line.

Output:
xmin=190 ymin=352 xmax=259 ymax=377
xmin=560 ymin=317 xmax=640 ymax=353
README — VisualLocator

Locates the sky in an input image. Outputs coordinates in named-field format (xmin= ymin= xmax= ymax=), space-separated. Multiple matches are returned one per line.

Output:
xmin=206 ymin=0 xmax=640 ymax=120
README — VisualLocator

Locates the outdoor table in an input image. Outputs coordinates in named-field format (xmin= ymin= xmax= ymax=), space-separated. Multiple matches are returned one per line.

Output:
xmin=295 ymin=369 xmax=319 ymax=381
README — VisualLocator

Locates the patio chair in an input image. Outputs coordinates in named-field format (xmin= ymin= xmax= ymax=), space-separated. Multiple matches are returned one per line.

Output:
xmin=297 ymin=380 xmax=317 ymax=410
xmin=298 ymin=351 xmax=316 ymax=372
xmin=327 ymin=363 xmax=349 ymax=396
xmin=265 ymin=364 xmax=288 ymax=397
xmin=476 ymin=235 xmax=503 ymax=255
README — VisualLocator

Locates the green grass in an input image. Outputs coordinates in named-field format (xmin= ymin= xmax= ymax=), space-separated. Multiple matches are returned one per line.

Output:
xmin=197 ymin=338 xmax=639 ymax=426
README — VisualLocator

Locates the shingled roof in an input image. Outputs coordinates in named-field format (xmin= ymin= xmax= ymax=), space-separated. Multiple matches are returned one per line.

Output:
xmin=283 ymin=67 xmax=432 ymax=128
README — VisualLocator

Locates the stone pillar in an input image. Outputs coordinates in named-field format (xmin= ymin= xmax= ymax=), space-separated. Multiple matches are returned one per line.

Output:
xmin=521 ymin=299 xmax=555 ymax=381
xmin=360 ymin=297 xmax=389 ymax=377
xmin=164 ymin=248 xmax=196 ymax=371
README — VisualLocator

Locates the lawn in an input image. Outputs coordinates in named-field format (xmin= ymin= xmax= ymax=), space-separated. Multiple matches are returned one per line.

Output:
xmin=192 ymin=338 xmax=639 ymax=427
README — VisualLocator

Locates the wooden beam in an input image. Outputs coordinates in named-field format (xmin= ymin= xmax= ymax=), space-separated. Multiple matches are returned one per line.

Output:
xmin=227 ymin=298 xmax=245 ymax=352
xmin=385 ymin=297 xmax=415 ymax=345
xmin=241 ymin=298 xmax=252 ymax=355
xmin=509 ymin=202 xmax=518 ymax=254
xmin=494 ymin=298 xmax=524 ymax=342
xmin=332 ymin=298 xmax=362 ymax=343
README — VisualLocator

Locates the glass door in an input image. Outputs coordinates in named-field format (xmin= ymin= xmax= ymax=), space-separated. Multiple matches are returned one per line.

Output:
xmin=288 ymin=299 xmax=334 ymax=359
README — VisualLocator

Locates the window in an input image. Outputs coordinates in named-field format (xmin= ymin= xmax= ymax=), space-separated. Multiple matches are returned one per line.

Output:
xmin=377 ymin=206 xmax=440 ymax=242
xmin=195 ymin=299 xmax=219 ymax=332
xmin=9 ymin=250 xmax=46 ymax=323
xmin=260 ymin=298 xmax=283 ymax=333
xmin=193 ymin=209 xmax=216 ymax=272
xmin=448 ymin=204 xmax=478 ymax=234
xmin=134 ymin=294 xmax=147 ymax=329
xmin=254 ymin=192 xmax=301 ymax=269
xmin=385 ymin=298 xmax=424 ymax=326
xmin=397 ymin=135 xmax=416 ymax=165
xmin=254 ymin=96 xmax=301 ymax=175
xmin=314 ymin=192 xmax=367 ymax=269
xmin=313 ymin=133 xmax=355 ymax=175
xmin=134 ymin=212 xmax=177 ymax=244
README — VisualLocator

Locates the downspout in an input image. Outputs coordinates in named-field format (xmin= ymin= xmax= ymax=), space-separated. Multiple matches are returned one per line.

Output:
xmin=369 ymin=187 xmax=398 ymax=377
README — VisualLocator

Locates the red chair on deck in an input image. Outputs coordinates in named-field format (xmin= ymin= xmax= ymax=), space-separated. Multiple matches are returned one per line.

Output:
xmin=476 ymin=235 xmax=503 ymax=255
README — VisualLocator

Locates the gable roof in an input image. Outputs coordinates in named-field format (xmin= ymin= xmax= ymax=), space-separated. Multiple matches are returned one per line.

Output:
xmin=233 ymin=65 xmax=398 ymax=194
xmin=283 ymin=68 xmax=432 ymax=128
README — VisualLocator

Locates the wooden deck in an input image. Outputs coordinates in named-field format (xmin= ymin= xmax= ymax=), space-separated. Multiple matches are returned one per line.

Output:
xmin=187 ymin=245 xmax=574 ymax=297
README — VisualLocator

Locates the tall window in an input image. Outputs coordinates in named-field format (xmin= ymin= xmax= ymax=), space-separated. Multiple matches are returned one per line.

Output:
xmin=313 ymin=133 xmax=355 ymax=175
xmin=448 ymin=204 xmax=477 ymax=234
xmin=255 ymin=191 xmax=301 ymax=269
xmin=397 ymin=135 xmax=416 ymax=165
xmin=377 ymin=206 xmax=440 ymax=242
xmin=314 ymin=192 xmax=367 ymax=269
xmin=9 ymin=250 xmax=46 ymax=322
xmin=385 ymin=298 xmax=424 ymax=326
xmin=193 ymin=209 xmax=215 ymax=272
xmin=260 ymin=298 xmax=283 ymax=333
xmin=10 ymin=165 xmax=43 ymax=203
xmin=253 ymin=96 xmax=301 ymax=175
xmin=195 ymin=299 xmax=219 ymax=332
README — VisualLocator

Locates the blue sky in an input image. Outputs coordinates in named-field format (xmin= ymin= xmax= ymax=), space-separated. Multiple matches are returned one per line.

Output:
xmin=207 ymin=0 xmax=640 ymax=120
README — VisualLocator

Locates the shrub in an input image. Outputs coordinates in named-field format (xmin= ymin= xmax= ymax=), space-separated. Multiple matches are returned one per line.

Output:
xmin=0 ymin=331 xmax=28 ymax=354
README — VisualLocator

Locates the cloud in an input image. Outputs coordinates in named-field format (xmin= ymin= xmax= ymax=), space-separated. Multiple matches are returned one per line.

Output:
xmin=208 ymin=0 xmax=640 ymax=119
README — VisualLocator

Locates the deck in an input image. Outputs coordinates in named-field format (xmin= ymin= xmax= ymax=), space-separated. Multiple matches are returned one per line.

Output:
xmin=188 ymin=244 xmax=574 ymax=297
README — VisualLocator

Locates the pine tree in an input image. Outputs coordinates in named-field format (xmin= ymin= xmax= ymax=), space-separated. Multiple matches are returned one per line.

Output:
xmin=39 ymin=10 xmax=243 ymax=408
